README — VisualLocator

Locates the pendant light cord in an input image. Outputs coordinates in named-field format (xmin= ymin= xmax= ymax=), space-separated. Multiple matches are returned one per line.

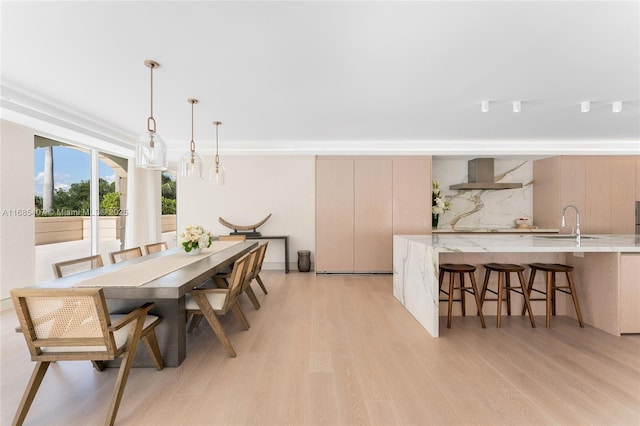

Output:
xmin=147 ymin=63 xmax=157 ymax=134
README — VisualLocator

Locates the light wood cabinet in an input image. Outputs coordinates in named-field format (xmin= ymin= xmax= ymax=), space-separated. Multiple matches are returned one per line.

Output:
xmin=315 ymin=158 xmax=355 ymax=272
xmin=534 ymin=156 xmax=638 ymax=233
xmin=393 ymin=158 xmax=432 ymax=234
xmin=620 ymin=254 xmax=640 ymax=333
xmin=316 ymin=156 xmax=431 ymax=273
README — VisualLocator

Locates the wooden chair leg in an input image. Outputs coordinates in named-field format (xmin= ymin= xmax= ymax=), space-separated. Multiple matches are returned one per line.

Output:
xmin=255 ymin=274 xmax=268 ymax=294
xmin=202 ymin=310 xmax=237 ymax=357
xmin=92 ymin=361 xmax=106 ymax=371
xmin=566 ymin=271 xmax=585 ymax=328
xmin=141 ymin=330 xmax=165 ymax=371
xmin=13 ymin=361 xmax=50 ymax=426
xmin=230 ymin=301 xmax=251 ymax=330
xmin=187 ymin=313 xmax=204 ymax=333
xmin=551 ymin=273 xmax=557 ymax=316
xmin=518 ymin=270 xmax=536 ymax=328
xmin=106 ymin=318 xmax=145 ymax=426
xmin=468 ymin=272 xmax=486 ymax=328
xmin=244 ymin=285 xmax=261 ymax=310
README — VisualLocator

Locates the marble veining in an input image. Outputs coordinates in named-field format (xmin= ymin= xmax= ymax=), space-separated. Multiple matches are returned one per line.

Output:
xmin=433 ymin=159 xmax=534 ymax=231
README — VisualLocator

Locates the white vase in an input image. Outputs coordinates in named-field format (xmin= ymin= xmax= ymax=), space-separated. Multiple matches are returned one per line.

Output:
xmin=186 ymin=247 xmax=202 ymax=256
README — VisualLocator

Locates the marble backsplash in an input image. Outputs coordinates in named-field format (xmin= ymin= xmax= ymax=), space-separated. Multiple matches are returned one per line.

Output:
xmin=432 ymin=159 xmax=533 ymax=230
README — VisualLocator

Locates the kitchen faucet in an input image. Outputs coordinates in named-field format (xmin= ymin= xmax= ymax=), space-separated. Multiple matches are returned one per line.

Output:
xmin=562 ymin=205 xmax=581 ymax=243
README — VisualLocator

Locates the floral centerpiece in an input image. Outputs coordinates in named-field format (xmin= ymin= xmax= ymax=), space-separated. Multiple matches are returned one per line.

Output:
xmin=432 ymin=180 xmax=451 ymax=228
xmin=179 ymin=224 xmax=214 ymax=254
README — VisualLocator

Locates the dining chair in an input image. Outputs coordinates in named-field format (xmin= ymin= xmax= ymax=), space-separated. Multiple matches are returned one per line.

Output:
xmin=109 ymin=247 xmax=143 ymax=264
xmin=185 ymin=252 xmax=251 ymax=357
xmin=252 ymin=242 xmax=269 ymax=294
xmin=145 ymin=241 xmax=168 ymax=255
xmin=218 ymin=235 xmax=247 ymax=241
xmin=52 ymin=254 xmax=104 ymax=279
xmin=10 ymin=287 xmax=164 ymax=426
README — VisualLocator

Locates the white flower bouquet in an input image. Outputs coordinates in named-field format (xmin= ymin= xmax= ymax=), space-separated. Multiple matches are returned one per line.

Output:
xmin=179 ymin=224 xmax=214 ymax=253
xmin=432 ymin=180 xmax=452 ymax=215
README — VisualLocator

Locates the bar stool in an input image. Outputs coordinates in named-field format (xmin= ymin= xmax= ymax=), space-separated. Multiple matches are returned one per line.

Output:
xmin=522 ymin=263 xmax=584 ymax=328
xmin=438 ymin=263 xmax=486 ymax=329
xmin=480 ymin=263 xmax=536 ymax=328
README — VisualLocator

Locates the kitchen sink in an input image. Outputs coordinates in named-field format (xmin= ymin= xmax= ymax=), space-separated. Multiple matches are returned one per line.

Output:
xmin=535 ymin=235 xmax=599 ymax=240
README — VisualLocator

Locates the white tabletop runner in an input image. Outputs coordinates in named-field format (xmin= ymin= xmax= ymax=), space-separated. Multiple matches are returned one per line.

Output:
xmin=73 ymin=241 xmax=240 ymax=288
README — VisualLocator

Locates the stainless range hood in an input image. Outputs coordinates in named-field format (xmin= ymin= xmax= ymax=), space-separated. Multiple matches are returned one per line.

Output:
xmin=449 ymin=158 xmax=523 ymax=190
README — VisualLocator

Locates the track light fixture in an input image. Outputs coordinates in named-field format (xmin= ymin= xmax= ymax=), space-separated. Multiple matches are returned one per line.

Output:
xmin=612 ymin=101 xmax=622 ymax=113
xmin=512 ymin=101 xmax=521 ymax=113
xmin=581 ymin=101 xmax=590 ymax=113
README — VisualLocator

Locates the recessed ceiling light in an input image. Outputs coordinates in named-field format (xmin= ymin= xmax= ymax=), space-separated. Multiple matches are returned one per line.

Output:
xmin=481 ymin=101 xmax=489 ymax=112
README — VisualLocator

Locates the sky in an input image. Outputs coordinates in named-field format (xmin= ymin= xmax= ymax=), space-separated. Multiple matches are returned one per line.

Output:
xmin=34 ymin=146 xmax=117 ymax=196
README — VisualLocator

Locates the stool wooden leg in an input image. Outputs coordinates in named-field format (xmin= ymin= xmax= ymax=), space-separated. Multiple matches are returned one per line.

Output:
xmin=496 ymin=272 xmax=504 ymax=328
xmin=439 ymin=269 xmax=445 ymax=291
xmin=480 ymin=269 xmax=491 ymax=307
xmin=545 ymin=271 xmax=552 ymax=328
xmin=522 ymin=268 xmax=537 ymax=316
xmin=566 ymin=271 xmax=585 ymax=328
xmin=469 ymin=272 xmax=486 ymax=328
xmin=447 ymin=272 xmax=455 ymax=328
xmin=459 ymin=273 xmax=466 ymax=316
xmin=551 ymin=272 xmax=557 ymax=316
xmin=517 ymin=270 xmax=536 ymax=328
xmin=505 ymin=273 xmax=512 ymax=316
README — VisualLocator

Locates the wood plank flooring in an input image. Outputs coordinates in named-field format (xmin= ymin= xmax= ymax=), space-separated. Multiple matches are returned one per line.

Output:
xmin=1 ymin=271 xmax=639 ymax=425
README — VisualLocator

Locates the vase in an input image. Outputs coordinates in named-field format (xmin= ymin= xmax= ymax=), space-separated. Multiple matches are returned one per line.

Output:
xmin=186 ymin=247 xmax=202 ymax=256
xmin=297 ymin=250 xmax=311 ymax=272
xmin=432 ymin=213 xmax=439 ymax=229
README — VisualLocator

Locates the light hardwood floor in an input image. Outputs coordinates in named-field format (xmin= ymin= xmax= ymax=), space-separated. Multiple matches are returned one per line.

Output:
xmin=2 ymin=271 xmax=639 ymax=425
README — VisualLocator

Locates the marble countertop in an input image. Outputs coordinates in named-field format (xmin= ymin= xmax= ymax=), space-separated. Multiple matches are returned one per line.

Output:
xmin=397 ymin=234 xmax=640 ymax=253
xmin=433 ymin=228 xmax=559 ymax=233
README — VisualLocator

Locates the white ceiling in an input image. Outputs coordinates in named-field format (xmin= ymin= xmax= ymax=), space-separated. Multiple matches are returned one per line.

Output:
xmin=2 ymin=1 xmax=639 ymax=164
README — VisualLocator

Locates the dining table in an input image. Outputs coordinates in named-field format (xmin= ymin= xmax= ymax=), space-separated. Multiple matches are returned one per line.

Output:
xmin=27 ymin=240 xmax=258 ymax=367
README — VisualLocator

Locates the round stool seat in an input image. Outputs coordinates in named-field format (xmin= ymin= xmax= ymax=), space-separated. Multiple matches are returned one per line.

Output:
xmin=439 ymin=263 xmax=476 ymax=273
xmin=529 ymin=263 xmax=574 ymax=273
xmin=483 ymin=263 xmax=525 ymax=273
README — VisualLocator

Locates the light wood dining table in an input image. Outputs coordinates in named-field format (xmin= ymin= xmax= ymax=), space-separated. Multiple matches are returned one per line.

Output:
xmin=27 ymin=240 xmax=257 ymax=367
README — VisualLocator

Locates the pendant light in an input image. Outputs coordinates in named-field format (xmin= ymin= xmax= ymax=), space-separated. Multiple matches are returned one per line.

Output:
xmin=180 ymin=98 xmax=203 ymax=178
xmin=135 ymin=59 xmax=167 ymax=170
xmin=208 ymin=121 xmax=225 ymax=185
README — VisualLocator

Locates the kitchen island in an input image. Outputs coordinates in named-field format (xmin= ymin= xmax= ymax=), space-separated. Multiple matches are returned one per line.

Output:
xmin=393 ymin=234 xmax=640 ymax=337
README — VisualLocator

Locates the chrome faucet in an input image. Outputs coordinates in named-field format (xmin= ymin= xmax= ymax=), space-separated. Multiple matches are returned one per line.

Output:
xmin=562 ymin=205 xmax=581 ymax=243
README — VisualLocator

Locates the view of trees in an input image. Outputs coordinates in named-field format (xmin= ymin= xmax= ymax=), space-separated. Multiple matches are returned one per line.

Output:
xmin=35 ymin=179 xmax=120 ymax=216
xmin=162 ymin=172 xmax=177 ymax=214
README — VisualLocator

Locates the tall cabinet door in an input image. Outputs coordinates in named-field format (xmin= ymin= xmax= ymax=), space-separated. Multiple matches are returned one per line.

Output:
xmin=393 ymin=158 xmax=431 ymax=235
xmin=316 ymin=158 xmax=355 ymax=273
xmin=354 ymin=159 xmax=393 ymax=272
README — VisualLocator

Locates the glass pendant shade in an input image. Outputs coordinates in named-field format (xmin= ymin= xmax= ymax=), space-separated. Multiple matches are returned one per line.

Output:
xmin=180 ymin=98 xmax=203 ymax=178
xmin=136 ymin=59 xmax=167 ymax=170
xmin=181 ymin=151 xmax=203 ymax=178
xmin=135 ymin=131 xmax=167 ymax=170
xmin=208 ymin=164 xmax=225 ymax=185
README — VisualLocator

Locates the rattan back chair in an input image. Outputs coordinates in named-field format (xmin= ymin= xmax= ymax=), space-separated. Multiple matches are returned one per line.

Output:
xmin=52 ymin=255 xmax=104 ymax=278
xmin=145 ymin=242 xmax=168 ymax=255
xmin=109 ymin=247 xmax=143 ymax=264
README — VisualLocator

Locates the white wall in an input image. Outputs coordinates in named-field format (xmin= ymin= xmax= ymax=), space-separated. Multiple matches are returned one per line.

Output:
xmin=0 ymin=120 xmax=36 ymax=309
xmin=177 ymin=156 xmax=316 ymax=270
